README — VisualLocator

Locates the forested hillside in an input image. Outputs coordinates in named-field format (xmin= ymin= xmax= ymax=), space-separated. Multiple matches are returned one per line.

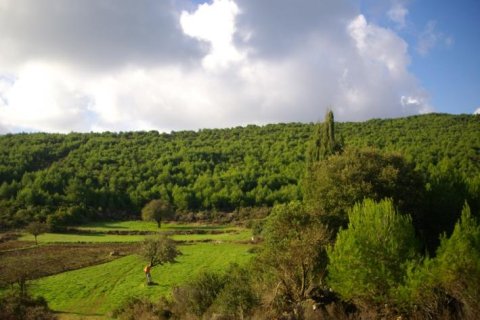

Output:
xmin=0 ymin=113 xmax=478 ymax=229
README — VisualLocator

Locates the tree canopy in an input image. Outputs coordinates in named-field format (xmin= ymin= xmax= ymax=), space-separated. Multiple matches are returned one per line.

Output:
xmin=141 ymin=199 xmax=174 ymax=228
xmin=0 ymin=113 xmax=478 ymax=230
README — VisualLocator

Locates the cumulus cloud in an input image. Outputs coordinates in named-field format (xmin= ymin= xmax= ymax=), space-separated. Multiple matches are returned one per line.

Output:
xmin=474 ymin=108 xmax=480 ymax=115
xmin=0 ymin=0 xmax=433 ymax=133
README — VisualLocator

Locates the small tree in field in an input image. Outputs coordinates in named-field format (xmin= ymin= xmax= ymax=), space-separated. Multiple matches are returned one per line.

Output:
xmin=142 ymin=235 xmax=181 ymax=267
xmin=25 ymin=221 xmax=49 ymax=245
xmin=141 ymin=199 xmax=174 ymax=228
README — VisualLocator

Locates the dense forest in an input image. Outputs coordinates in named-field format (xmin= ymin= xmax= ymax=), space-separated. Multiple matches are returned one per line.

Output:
xmin=0 ymin=113 xmax=479 ymax=234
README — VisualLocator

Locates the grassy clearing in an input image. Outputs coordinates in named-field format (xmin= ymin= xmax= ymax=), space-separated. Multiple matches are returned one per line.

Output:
xmin=30 ymin=242 xmax=255 ymax=316
xmin=18 ymin=229 xmax=251 ymax=243
xmin=76 ymin=221 xmax=241 ymax=232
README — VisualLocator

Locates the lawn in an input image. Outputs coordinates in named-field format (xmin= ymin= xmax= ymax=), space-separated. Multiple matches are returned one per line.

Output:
xmin=30 ymin=242 xmax=255 ymax=317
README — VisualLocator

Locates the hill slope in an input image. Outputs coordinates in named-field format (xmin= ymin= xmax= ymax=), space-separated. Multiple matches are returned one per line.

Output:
xmin=0 ymin=113 xmax=478 ymax=228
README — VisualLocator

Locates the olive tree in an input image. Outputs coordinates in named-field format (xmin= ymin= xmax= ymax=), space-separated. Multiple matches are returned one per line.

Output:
xmin=141 ymin=199 xmax=174 ymax=228
xmin=25 ymin=221 xmax=49 ymax=245
xmin=259 ymin=201 xmax=331 ymax=312
xmin=142 ymin=235 xmax=181 ymax=267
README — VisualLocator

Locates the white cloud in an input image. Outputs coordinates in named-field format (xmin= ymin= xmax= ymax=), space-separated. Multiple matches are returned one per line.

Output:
xmin=474 ymin=108 xmax=480 ymax=115
xmin=181 ymin=0 xmax=244 ymax=71
xmin=387 ymin=1 xmax=408 ymax=29
xmin=0 ymin=0 xmax=433 ymax=133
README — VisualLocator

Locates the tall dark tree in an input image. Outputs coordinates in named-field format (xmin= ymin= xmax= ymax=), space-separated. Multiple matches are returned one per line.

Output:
xmin=306 ymin=110 xmax=340 ymax=166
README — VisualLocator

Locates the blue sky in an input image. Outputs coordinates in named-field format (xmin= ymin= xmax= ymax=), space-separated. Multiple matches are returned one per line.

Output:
xmin=362 ymin=0 xmax=480 ymax=114
xmin=0 ymin=0 xmax=478 ymax=133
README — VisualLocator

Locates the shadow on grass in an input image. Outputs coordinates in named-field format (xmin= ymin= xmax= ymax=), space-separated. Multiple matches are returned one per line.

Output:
xmin=166 ymin=225 xmax=227 ymax=231
xmin=55 ymin=311 xmax=105 ymax=317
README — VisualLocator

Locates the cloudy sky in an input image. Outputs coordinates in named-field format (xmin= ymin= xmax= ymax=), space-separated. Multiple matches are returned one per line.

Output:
xmin=0 ymin=0 xmax=478 ymax=133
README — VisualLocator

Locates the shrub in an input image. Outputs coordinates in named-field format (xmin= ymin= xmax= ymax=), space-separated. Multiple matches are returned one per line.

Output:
xmin=0 ymin=291 xmax=57 ymax=320
xmin=111 ymin=297 xmax=170 ymax=320
xmin=213 ymin=264 xmax=260 ymax=319
xmin=172 ymin=271 xmax=226 ymax=317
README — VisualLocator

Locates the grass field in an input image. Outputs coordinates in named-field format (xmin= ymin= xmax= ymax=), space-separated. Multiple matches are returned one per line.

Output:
xmin=76 ymin=221 xmax=241 ymax=232
xmin=19 ymin=229 xmax=251 ymax=243
xmin=30 ymin=242 xmax=255 ymax=317
xmin=1 ymin=221 xmax=256 ymax=319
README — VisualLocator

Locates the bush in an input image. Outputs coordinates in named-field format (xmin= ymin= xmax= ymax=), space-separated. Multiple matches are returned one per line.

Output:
xmin=213 ymin=264 xmax=260 ymax=319
xmin=111 ymin=297 xmax=170 ymax=320
xmin=0 ymin=291 xmax=57 ymax=320
xmin=258 ymin=201 xmax=331 ymax=314
xmin=172 ymin=271 xmax=226 ymax=317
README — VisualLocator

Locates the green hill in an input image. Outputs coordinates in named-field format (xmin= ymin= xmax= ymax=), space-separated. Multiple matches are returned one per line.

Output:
xmin=1 ymin=113 xmax=479 ymax=229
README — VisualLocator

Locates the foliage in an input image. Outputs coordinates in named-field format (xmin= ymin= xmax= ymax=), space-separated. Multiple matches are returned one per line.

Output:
xmin=304 ymin=148 xmax=425 ymax=229
xmin=170 ymin=263 xmax=259 ymax=319
xmin=327 ymin=199 xmax=419 ymax=308
xmin=0 ymin=291 xmax=57 ymax=320
xmin=306 ymin=110 xmax=341 ymax=164
xmin=25 ymin=221 xmax=49 ymax=245
xmin=394 ymin=203 xmax=480 ymax=319
xmin=0 ymin=114 xmax=478 ymax=233
xmin=141 ymin=199 xmax=174 ymax=228
xmin=259 ymin=201 xmax=331 ymax=311
xmin=172 ymin=271 xmax=226 ymax=317
xmin=142 ymin=235 xmax=181 ymax=267
xmin=111 ymin=297 xmax=170 ymax=320
xmin=213 ymin=263 xmax=260 ymax=319
xmin=433 ymin=203 xmax=480 ymax=318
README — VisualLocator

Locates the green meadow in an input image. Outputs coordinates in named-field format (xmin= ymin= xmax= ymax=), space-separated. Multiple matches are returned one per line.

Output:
xmin=19 ymin=229 xmax=251 ymax=243
xmin=1 ymin=221 xmax=256 ymax=318
xmin=30 ymin=242 xmax=254 ymax=317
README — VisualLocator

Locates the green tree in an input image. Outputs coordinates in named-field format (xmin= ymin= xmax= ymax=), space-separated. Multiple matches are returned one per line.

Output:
xmin=141 ymin=199 xmax=174 ymax=228
xmin=306 ymin=110 xmax=340 ymax=165
xmin=433 ymin=203 xmax=480 ymax=318
xmin=142 ymin=235 xmax=181 ymax=267
xmin=259 ymin=201 xmax=330 ymax=312
xmin=327 ymin=199 xmax=419 ymax=307
xmin=304 ymin=148 xmax=424 ymax=228
xmin=25 ymin=221 xmax=49 ymax=245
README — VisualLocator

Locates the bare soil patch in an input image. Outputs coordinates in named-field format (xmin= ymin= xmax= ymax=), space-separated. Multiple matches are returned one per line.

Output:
xmin=0 ymin=242 xmax=139 ymax=285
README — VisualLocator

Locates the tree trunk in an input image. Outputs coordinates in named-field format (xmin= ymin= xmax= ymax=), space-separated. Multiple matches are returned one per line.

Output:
xmin=34 ymin=235 xmax=38 ymax=246
xmin=157 ymin=219 xmax=161 ymax=228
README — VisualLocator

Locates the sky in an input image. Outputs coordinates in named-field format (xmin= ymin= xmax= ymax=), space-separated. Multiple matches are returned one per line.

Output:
xmin=0 ymin=0 xmax=478 ymax=133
